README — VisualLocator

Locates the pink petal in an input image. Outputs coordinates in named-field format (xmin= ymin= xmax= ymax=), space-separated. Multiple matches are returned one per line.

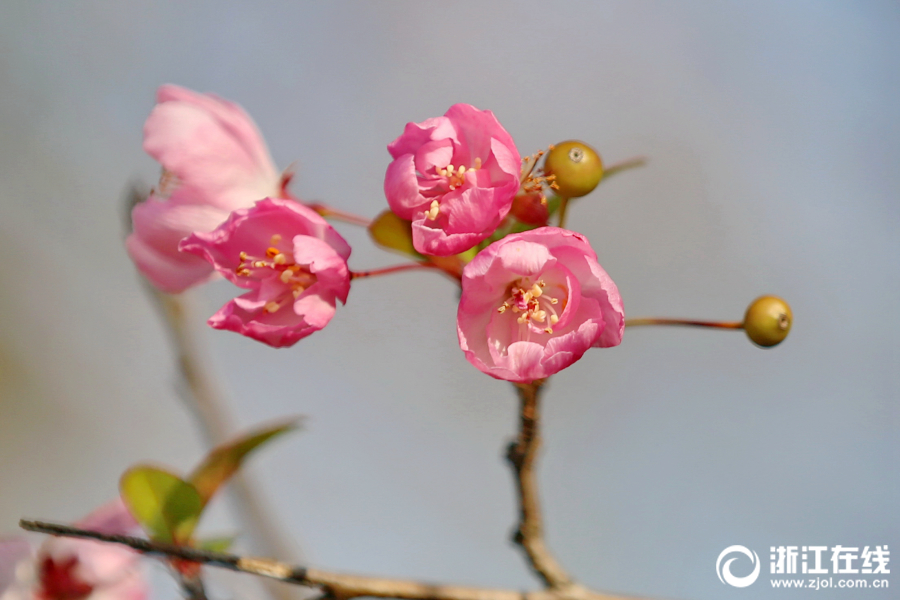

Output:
xmin=414 ymin=138 xmax=454 ymax=176
xmin=0 ymin=538 xmax=32 ymax=594
xmin=145 ymin=85 xmax=278 ymax=210
xmin=384 ymin=155 xmax=427 ymax=218
xmin=387 ymin=116 xmax=454 ymax=158
xmin=125 ymin=232 xmax=217 ymax=293
xmin=75 ymin=499 xmax=137 ymax=536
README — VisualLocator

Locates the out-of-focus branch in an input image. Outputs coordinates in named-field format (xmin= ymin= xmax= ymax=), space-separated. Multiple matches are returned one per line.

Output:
xmin=506 ymin=380 xmax=572 ymax=589
xmin=124 ymin=184 xmax=305 ymax=600
xmin=149 ymin=290 xmax=305 ymax=600
xmin=20 ymin=521 xmax=640 ymax=600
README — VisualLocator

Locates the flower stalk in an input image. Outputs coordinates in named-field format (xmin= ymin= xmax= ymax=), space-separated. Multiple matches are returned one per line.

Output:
xmin=506 ymin=380 xmax=572 ymax=589
xmin=350 ymin=262 xmax=443 ymax=279
xmin=625 ymin=317 xmax=743 ymax=329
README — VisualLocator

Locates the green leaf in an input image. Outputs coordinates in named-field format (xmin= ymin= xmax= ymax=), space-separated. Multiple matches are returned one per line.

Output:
xmin=197 ymin=535 xmax=237 ymax=553
xmin=188 ymin=418 xmax=301 ymax=506
xmin=368 ymin=210 xmax=422 ymax=258
xmin=120 ymin=466 xmax=203 ymax=544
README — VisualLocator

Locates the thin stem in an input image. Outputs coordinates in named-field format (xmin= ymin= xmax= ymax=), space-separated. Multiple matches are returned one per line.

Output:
xmin=350 ymin=262 xmax=442 ymax=279
xmin=307 ymin=202 xmax=372 ymax=227
xmin=506 ymin=381 xmax=572 ymax=589
xmin=602 ymin=156 xmax=647 ymax=180
xmin=625 ymin=317 xmax=743 ymax=330
xmin=556 ymin=198 xmax=571 ymax=230
xmin=175 ymin=570 xmax=209 ymax=600
xmin=20 ymin=521 xmax=634 ymax=600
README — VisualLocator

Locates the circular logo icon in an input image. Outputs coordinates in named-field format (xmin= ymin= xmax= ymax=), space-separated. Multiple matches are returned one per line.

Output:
xmin=716 ymin=545 xmax=761 ymax=588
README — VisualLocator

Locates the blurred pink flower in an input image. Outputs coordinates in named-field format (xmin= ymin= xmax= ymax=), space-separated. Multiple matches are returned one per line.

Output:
xmin=0 ymin=500 xmax=147 ymax=600
xmin=457 ymin=228 xmax=624 ymax=383
xmin=180 ymin=198 xmax=351 ymax=348
xmin=384 ymin=103 xmax=521 ymax=256
xmin=126 ymin=84 xmax=283 ymax=293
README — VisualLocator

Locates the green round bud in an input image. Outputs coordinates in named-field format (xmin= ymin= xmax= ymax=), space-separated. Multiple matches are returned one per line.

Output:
xmin=543 ymin=141 xmax=604 ymax=198
xmin=744 ymin=295 xmax=792 ymax=347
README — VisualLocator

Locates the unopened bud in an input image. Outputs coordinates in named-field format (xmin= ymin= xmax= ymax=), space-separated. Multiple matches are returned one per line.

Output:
xmin=510 ymin=191 xmax=549 ymax=225
xmin=744 ymin=295 xmax=792 ymax=347
xmin=543 ymin=141 xmax=604 ymax=198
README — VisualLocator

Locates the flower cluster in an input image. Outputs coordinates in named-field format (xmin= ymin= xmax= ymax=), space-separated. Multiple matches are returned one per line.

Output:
xmin=126 ymin=86 xmax=623 ymax=379
xmin=127 ymin=86 xmax=351 ymax=346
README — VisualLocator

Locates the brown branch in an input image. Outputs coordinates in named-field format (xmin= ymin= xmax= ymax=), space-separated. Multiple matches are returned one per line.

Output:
xmin=20 ymin=520 xmax=639 ymax=600
xmin=506 ymin=381 xmax=571 ymax=589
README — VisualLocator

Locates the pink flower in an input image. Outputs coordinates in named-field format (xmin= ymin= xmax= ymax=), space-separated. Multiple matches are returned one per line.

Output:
xmin=179 ymin=198 xmax=351 ymax=348
xmin=0 ymin=500 xmax=147 ymax=600
xmin=126 ymin=84 xmax=283 ymax=293
xmin=384 ymin=104 xmax=521 ymax=256
xmin=457 ymin=228 xmax=624 ymax=383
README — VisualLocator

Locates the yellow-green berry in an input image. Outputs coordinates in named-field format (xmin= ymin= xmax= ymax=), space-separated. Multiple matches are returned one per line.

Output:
xmin=542 ymin=141 xmax=604 ymax=198
xmin=744 ymin=295 xmax=792 ymax=347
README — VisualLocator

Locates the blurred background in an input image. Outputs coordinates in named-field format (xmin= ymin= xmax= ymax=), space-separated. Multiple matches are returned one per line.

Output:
xmin=1 ymin=2 xmax=898 ymax=599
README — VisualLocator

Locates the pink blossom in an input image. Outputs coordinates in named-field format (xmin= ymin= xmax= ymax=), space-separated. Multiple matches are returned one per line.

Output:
xmin=180 ymin=198 xmax=351 ymax=348
xmin=126 ymin=84 xmax=283 ymax=293
xmin=384 ymin=104 xmax=521 ymax=256
xmin=0 ymin=500 xmax=147 ymax=600
xmin=457 ymin=228 xmax=624 ymax=383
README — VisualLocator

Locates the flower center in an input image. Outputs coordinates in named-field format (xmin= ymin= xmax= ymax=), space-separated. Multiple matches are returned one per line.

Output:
xmin=155 ymin=169 xmax=180 ymax=198
xmin=236 ymin=234 xmax=317 ymax=314
xmin=425 ymin=157 xmax=483 ymax=221
xmin=497 ymin=278 xmax=562 ymax=334
xmin=39 ymin=556 xmax=94 ymax=600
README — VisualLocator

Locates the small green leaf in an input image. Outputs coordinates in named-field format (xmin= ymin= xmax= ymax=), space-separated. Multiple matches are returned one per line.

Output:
xmin=197 ymin=535 xmax=237 ymax=553
xmin=368 ymin=210 xmax=422 ymax=258
xmin=120 ymin=466 xmax=203 ymax=544
xmin=189 ymin=418 xmax=301 ymax=505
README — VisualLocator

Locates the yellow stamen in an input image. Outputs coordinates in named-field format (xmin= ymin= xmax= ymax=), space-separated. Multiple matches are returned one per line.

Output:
xmin=425 ymin=199 xmax=441 ymax=221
